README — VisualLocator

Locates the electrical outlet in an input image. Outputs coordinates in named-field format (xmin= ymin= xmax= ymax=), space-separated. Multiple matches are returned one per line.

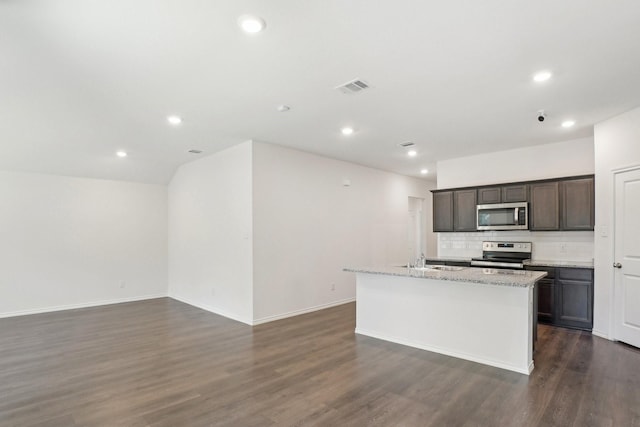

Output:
xmin=331 ymin=284 xmax=336 ymax=291
xmin=560 ymin=243 xmax=567 ymax=253
xmin=119 ymin=280 xmax=126 ymax=289
xmin=211 ymin=288 xmax=215 ymax=296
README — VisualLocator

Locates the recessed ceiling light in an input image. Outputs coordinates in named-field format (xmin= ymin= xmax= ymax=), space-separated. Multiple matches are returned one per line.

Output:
xmin=561 ymin=120 xmax=576 ymax=128
xmin=341 ymin=127 xmax=354 ymax=136
xmin=167 ymin=115 xmax=182 ymax=125
xmin=420 ymin=169 xmax=429 ymax=175
xmin=116 ymin=151 xmax=127 ymax=158
xmin=238 ymin=15 xmax=266 ymax=33
xmin=533 ymin=71 xmax=552 ymax=82
xmin=276 ymin=105 xmax=290 ymax=112
xmin=407 ymin=150 xmax=417 ymax=157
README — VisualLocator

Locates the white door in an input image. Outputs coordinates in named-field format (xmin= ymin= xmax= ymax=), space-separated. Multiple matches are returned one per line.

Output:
xmin=614 ymin=167 xmax=640 ymax=347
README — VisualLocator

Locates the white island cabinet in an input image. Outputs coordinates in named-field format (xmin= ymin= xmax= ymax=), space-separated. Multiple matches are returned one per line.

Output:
xmin=344 ymin=266 xmax=547 ymax=375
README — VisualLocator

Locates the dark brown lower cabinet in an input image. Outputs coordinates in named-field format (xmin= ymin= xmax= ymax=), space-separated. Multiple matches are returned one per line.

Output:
xmin=443 ymin=261 xmax=472 ymax=267
xmin=526 ymin=266 xmax=593 ymax=331
xmin=423 ymin=259 xmax=472 ymax=267
xmin=556 ymin=268 xmax=593 ymax=330
xmin=536 ymin=279 xmax=555 ymax=323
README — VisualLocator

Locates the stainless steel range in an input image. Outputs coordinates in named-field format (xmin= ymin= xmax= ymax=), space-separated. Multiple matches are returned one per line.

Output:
xmin=470 ymin=241 xmax=532 ymax=269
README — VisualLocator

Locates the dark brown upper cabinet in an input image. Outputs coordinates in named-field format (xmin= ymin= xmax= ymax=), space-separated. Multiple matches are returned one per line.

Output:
xmin=432 ymin=191 xmax=454 ymax=232
xmin=502 ymin=184 xmax=528 ymax=203
xmin=432 ymin=189 xmax=476 ymax=232
xmin=529 ymin=181 xmax=560 ymax=231
xmin=561 ymin=177 xmax=595 ymax=230
xmin=432 ymin=174 xmax=593 ymax=233
xmin=453 ymin=190 xmax=477 ymax=231
xmin=477 ymin=187 xmax=501 ymax=204
xmin=477 ymin=184 xmax=528 ymax=204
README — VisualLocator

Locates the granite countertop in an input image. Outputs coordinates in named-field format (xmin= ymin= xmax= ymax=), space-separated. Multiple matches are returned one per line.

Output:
xmin=343 ymin=266 xmax=547 ymax=288
xmin=423 ymin=256 xmax=594 ymax=269
xmin=524 ymin=259 xmax=594 ymax=269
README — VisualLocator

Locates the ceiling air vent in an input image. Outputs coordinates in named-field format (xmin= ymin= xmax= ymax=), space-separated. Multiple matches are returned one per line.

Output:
xmin=188 ymin=149 xmax=203 ymax=154
xmin=335 ymin=79 xmax=371 ymax=94
xmin=399 ymin=142 xmax=415 ymax=148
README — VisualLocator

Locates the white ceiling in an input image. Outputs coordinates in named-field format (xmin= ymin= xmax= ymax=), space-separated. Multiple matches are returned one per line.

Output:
xmin=2 ymin=0 xmax=640 ymax=185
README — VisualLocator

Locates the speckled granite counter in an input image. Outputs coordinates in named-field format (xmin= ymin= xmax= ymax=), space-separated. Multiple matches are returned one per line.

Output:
xmin=344 ymin=266 xmax=547 ymax=288
xmin=418 ymin=256 xmax=594 ymax=270
xmin=524 ymin=260 xmax=594 ymax=269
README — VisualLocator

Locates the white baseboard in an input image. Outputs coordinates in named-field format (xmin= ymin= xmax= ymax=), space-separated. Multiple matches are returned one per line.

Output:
xmin=355 ymin=327 xmax=533 ymax=376
xmin=1 ymin=293 xmax=356 ymax=327
xmin=252 ymin=297 xmax=356 ymax=325
xmin=168 ymin=293 xmax=252 ymax=326
xmin=0 ymin=293 xmax=168 ymax=319
xmin=591 ymin=329 xmax=612 ymax=340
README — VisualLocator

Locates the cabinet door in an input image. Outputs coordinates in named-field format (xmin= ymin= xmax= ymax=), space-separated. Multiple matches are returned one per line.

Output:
xmin=433 ymin=191 xmax=454 ymax=232
xmin=502 ymin=184 xmax=528 ymax=203
xmin=561 ymin=178 xmax=594 ymax=230
xmin=556 ymin=268 xmax=593 ymax=330
xmin=537 ymin=279 xmax=555 ymax=323
xmin=530 ymin=182 xmax=560 ymax=231
xmin=453 ymin=190 xmax=477 ymax=231
xmin=444 ymin=261 xmax=472 ymax=267
xmin=526 ymin=267 xmax=555 ymax=323
xmin=477 ymin=187 xmax=502 ymax=204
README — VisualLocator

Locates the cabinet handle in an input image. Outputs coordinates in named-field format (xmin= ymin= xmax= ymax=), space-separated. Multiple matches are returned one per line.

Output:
xmin=613 ymin=262 xmax=622 ymax=269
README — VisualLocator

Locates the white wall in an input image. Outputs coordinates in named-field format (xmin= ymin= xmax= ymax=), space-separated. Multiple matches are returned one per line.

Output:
xmin=593 ymin=106 xmax=640 ymax=338
xmin=0 ymin=171 xmax=167 ymax=317
xmin=167 ymin=141 xmax=435 ymax=325
xmin=251 ymin=142 xmax=435 ymax=323
xmin=437 ymin=137 xmax=595 ymax=189
xmin=435 ymin=137 xmax=595 ymax=262
xmin=168 ymin=142 xmax=253 ymax=324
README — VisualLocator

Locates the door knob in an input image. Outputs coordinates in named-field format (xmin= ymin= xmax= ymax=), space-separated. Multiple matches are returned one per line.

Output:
xmin=613 ymin=262 xmax=622 ymax=268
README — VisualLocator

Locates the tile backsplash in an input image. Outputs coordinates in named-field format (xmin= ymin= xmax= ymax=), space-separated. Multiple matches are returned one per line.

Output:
xmin=437 ymin=231 xmax=594 ymax=262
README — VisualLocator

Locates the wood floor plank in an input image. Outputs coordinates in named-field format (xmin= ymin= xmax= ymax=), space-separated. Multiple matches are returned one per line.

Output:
xmin=1 ymin=298 xmax=640 ymax=426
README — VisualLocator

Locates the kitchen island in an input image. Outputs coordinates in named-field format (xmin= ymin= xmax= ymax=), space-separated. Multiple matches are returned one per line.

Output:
xmin=343 ymin=266 xmax=547 ymax=375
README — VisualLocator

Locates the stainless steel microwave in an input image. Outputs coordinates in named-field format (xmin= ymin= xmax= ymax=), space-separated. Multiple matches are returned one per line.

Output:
xmin=477 ymin=202 xmax=528 ymax=231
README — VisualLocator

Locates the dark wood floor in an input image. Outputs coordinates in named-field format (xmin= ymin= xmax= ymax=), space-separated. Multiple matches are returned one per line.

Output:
xmin=1 ymin=299 xmax=639 ymax=427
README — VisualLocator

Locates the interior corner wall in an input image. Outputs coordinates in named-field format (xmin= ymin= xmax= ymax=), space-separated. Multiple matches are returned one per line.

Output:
xmin=593 ymin=106 xmax=640 ymax=339
xmin=0 ymin=171 xmax=168 ymax=317
xmin=436 ymin=137 xmax=595 ymax=189
xmin=251 ymin=142 xmax=435 ymax=324
xmin=167 ymin=142 xmax=253 ymax=324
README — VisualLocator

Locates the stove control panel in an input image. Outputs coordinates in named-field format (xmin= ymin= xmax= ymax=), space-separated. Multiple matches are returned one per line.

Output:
xmin=482 ymin=241 xmax=532 ymax=253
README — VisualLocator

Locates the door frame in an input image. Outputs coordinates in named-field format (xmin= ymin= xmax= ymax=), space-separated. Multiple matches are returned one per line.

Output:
xmin=611 ymin=164 xmax=640 ymax=341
